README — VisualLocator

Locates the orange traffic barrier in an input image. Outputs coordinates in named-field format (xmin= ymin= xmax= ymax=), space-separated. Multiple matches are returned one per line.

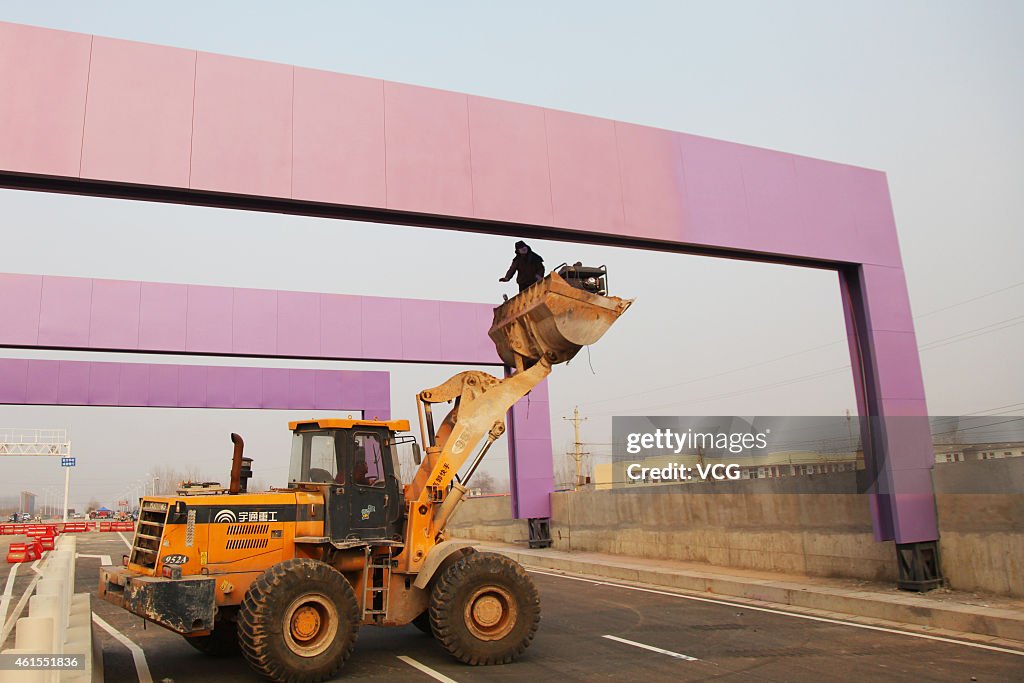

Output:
xmin=39 ymin=535 xmax=55 ymax=551
xmin=6 ymin=542 xmax=30 ymax=563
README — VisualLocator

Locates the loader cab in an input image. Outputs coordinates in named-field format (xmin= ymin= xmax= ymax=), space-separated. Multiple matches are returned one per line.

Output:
xmin=288 ymin=419 xmax=408 ymax=543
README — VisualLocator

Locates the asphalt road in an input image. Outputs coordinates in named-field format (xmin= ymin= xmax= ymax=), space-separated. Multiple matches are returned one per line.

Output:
xmin=2 ymin=534 xmax=1022 ymax=682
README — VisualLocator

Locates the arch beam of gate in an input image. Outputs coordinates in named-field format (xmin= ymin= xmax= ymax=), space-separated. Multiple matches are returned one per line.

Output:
xmin=0 ymin=21 xmax=932 ymax=544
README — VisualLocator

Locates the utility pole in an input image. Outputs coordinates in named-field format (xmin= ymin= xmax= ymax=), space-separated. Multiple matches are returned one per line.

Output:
xmin=562 ymin=406 xmax=590 ymax=489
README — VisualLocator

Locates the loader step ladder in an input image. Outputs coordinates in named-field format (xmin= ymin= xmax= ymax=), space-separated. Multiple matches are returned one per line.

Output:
xmin=363 ymin=551 xmax=393 ymax=620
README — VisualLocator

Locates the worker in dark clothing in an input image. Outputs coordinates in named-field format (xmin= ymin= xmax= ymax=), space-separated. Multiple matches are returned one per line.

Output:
xmin=499 ymin=240 xmax=545 ymax=292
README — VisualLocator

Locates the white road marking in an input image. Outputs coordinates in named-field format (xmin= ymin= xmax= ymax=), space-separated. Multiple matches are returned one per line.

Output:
xmin=397 ymin=655 xmax=460 ymax=682
xmin=528 ymin=568 xmax=1024 ymax=657
xmin=0 ymin=562 xmax=19 ymax=624
xmin=0 ymin=567 xmax=43 ymax=644
xmin=92 ymin=612 xmax=154 ymax=683
xmin=603 ymin=634 xmax=698 ymax=661
xmin=78 ymin=553 xmax=113 ymax=566
xmin=117 ymin=532 xmax=133 ymax=549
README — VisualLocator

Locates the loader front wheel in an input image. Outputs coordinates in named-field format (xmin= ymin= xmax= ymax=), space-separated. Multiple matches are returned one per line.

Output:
xmin=237 ymin=559 xmax=359 ymax=683
xmin=429 ymin=552 xmax=540 ymax=665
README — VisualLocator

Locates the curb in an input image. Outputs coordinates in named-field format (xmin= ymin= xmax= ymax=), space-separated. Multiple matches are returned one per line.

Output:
xmin=476 ymin=544 xmax=1024 ymax=644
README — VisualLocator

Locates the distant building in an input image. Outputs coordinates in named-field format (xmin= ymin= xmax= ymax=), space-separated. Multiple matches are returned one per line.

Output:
xmin=933 ymin=442 xmax=1024 ymax=463
xmin=19 ymin=491 xmax=35 ymax=515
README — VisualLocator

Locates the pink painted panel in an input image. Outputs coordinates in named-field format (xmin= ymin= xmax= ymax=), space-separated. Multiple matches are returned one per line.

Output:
xmin=320 ymin=294 xmax=362 ymax=358
xmin=0 ymin=359 xmax=28 ymax=403
xmin=735 ymin=144 xmax=807 ymax=257
xmin=292 ymin=68 xmax=385 ymax=207
xmin=616 ymin=123 xmax=686 ymax=241
xmin=185 ymin=285 xmax=233 ymax=353
xmin=793 ymin=156 xmax=864 ymax=263
xmin=38 ymin=276 xmax=92 ymax=347
xmin=314 ymin=371 xmax=349 ymax=410
xmin=205 ymin=365 xmax=235 ymax=408
xmin=149 ymin=364 xmax=179 ymax=406
xmin=879 ymin=398 xmax=929 ymax=417
xmin=677 ymin=134 xmax=749 ymax=249
xmin=889 ymin=490 xmax=939 ymax=540
xmin=384 ymin=82 xmax=473 ymax=216
xmin=467 ymin=96 xmax=553 ymax=225
xmin=57 ymin=361 xmax=90 ymax=405
xmin=89 ymin=279 xmax=141 ymax=349
xmin=25 ymin=360 xmax=59 ymax=405
xmin=851 ymin=169 xmax=902 ymax=268
xmin=870 ymin=330 xmax=926 ymax=401
xmin=119 ymin=362 xmax=150 ymax=407
xmin=362 ymin=373 xmax=391 ymax=420
xmin=475 ymin=306 xmax=500 ymax=362
xmin=439 ymin=302 xmax=482 ymax=363
xmin=81 ymin=37 xmax=195 ymax=186
xmin=400 ymin=299 xmax=441 ymax=363
xmin=234 ymin=367 xmax=263 ymax=408
xmin=545 ymin=109 xmax=625 ymax=233
xmin=233 ymin=288 xmax=278 ymax=356
xmin=360 ymin=297 xmax=403 ymax=361
xmin=277 ymin=290 xmax=321 ymax=357
xmin=0 ymin=273 xmax=42 ymax=346
xmin=87 ymin=362 xmax=121 ymax=405
xmin=190 ymin=52 xmax=292 ymax=197
xmin=261 ymin=368 xmax=291 ymax=410
xmin=288 ymin=369 xmax=316 ymax=408
xmin=861 ymin=265 xmax=914 ymax=333
xmin=510 ymin=397 xmax=552 ymax=440
xmin=178 ymin=365 xmax=207 ymax=407
xmin=0 ymin=23 xmax=90 ymax=177
xmin=139 ymin=282 xmax=188 ymax=352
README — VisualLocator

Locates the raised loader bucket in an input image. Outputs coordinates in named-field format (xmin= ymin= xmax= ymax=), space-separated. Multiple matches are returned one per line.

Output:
xmin=489 ymin=270 xmax=633 ymax=370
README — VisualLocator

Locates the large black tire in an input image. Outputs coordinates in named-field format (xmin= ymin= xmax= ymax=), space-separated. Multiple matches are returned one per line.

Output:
xmin=429 ymin=552 xmax=540 ymax=665
xmin=183 ymin=619 xmax=240 ymax=657
xmin=237 ymin=559 xmax=360 ymax=683
xmin=412 ymin=611 xmax=434 ymax=635
xmin=414 ymin=546 xmax=478 ymax=638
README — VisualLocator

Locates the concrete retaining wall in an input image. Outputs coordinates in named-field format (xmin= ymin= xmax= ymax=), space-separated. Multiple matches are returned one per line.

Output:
xmin=449 ymin=460 xmax=1024 ymax=597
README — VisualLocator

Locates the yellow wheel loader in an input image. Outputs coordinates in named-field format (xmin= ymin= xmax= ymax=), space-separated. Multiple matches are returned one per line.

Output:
xmin=99 ymin=266 xmax=631 ymax=682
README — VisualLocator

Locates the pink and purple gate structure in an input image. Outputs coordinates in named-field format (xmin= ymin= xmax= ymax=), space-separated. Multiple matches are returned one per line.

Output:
xmin=0 ymin=22 xmax=939 ymax=588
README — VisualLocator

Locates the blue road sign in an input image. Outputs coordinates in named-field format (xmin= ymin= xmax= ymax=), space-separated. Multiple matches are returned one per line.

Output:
xmin=61 ymin=457 xmax=76 ymax=467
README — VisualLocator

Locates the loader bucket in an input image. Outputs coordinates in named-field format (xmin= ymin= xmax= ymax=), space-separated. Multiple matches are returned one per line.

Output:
xmin=489 ymin=271 xmax=633 ymax=370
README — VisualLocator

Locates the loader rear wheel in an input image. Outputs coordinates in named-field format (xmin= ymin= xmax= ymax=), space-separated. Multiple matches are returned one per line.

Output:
xmin=184 ymin=619 xmax=240 ymax=657
xmin=429 ymin=552 xmax=540 ymax=665
xmin=237 ymin=559 xmax=359 ymax=683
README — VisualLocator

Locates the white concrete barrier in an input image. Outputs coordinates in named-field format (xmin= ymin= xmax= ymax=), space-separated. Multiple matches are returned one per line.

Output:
xmin=0 ymin=536 xmax=103 ymax=682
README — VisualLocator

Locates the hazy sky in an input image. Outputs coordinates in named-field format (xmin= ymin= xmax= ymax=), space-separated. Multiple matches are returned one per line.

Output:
xmin=0 ymin=1 xmax=1021 ymax=509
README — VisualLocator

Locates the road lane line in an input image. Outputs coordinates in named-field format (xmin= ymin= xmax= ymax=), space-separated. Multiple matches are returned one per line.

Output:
xmin=528 ymin=568 xmax=1024 ymax=657
xmin=0 ymin=563 xmax=19 ymax=624
xmin=117 ymin=532 xmax=133 ymax=549
xmin=78 ymin=553 xmax=113 ymax=566
xmin=603 ymin=634 xmax=699 ymax=661
xmin=92 ymin=612 xmax=154 ymax=683
xmin=397 ymin=655 xmax=460 ymax=682
xmin=0 ymin=570 xmax=42 ymax=644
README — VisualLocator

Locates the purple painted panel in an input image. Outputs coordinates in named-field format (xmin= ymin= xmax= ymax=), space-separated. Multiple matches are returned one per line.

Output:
xmin=880 ymin=398 xmax=929 ymax=417
xmin=545 ymin=109 xmax=625 ymax=233
xmin=57 ymin=361 xmax=90 ymax=405
xmin=860 ymin=265 xmax=914 ymax=333
xmin=292 ymin=68 xmax=386 ymax=207
xmin=439 ymin=302 xmax=482 ymax=363
xmin=177 ymin=365 xmax=207 ymax=407
xmin=870 ymin=330 xmax=926 ymax=401
xmin=361 ymin=297 xmax=403 ymax=361
xmin=234 ymin=367 xmax=263 ymax=408
xmin=889 ymin=490 xmax=940 ymax=540
xmin=89 ymin=278 xmax=141 ymax=349
xmin=277 ymin=288 xmax=321 ymax=358
xmin=0 ymin=273 xmax=42 ymax=346
xmin=206 ymin=366 xmax=235 ymax=408
xmin=321 ymin=293 xmax=363 ymax=359
xmin=616 ymin=123 xmax=686 ymax=242
xmin=467 ymin=96 xmax=553 ymax=226
xmin=735 ymin=144 xmax=807 ymax=257
xmin=81 ymin=36 xmax=195 ymax=187
xmin=510 ymin=395 xmax=552 ymax=440
xmin=0 ymin=359 xmax=28 ymax=403
xmin=148 ymin=364 xmax=178 ymax=407
xmin=384 ymin=82 xmax=473 ymax=216
xmin=233 ymin=288 xmax=278 ymax=356
xmin=186 ymin=285 xmax=233 ymax=353
xmin=119 ymin=362 xmax=150 ymax=406
xmin=261 ymin=368 xmax=291 ymax=410
xmin=400 ymin=299 xmax=441 ymax=363
xmin=677 ymin=134 xmax=749 ymax=250
xmin=0 ymin=22 xmax=90 ymax=177
xmin=38 ymin=276 xmax=92 ymax=348
xmin=793 ymin=156 xmax=864 ymax=264
xmin=87 ymin=362 xmax=120 ymax=405
xmin=190 ymin=52 xmax=292 ymax=198
xmin=25 ymin=360 xmax=59 ymax=405
xmin=362 ymin=374 xmax=391 ymax=420
xmin=139 ymin=282 xmax=188 ymax=352
xmin=288 ymin=370 xmax=317 ymax=410
xmin=853 ymin=170 xmax=902 ymax=269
